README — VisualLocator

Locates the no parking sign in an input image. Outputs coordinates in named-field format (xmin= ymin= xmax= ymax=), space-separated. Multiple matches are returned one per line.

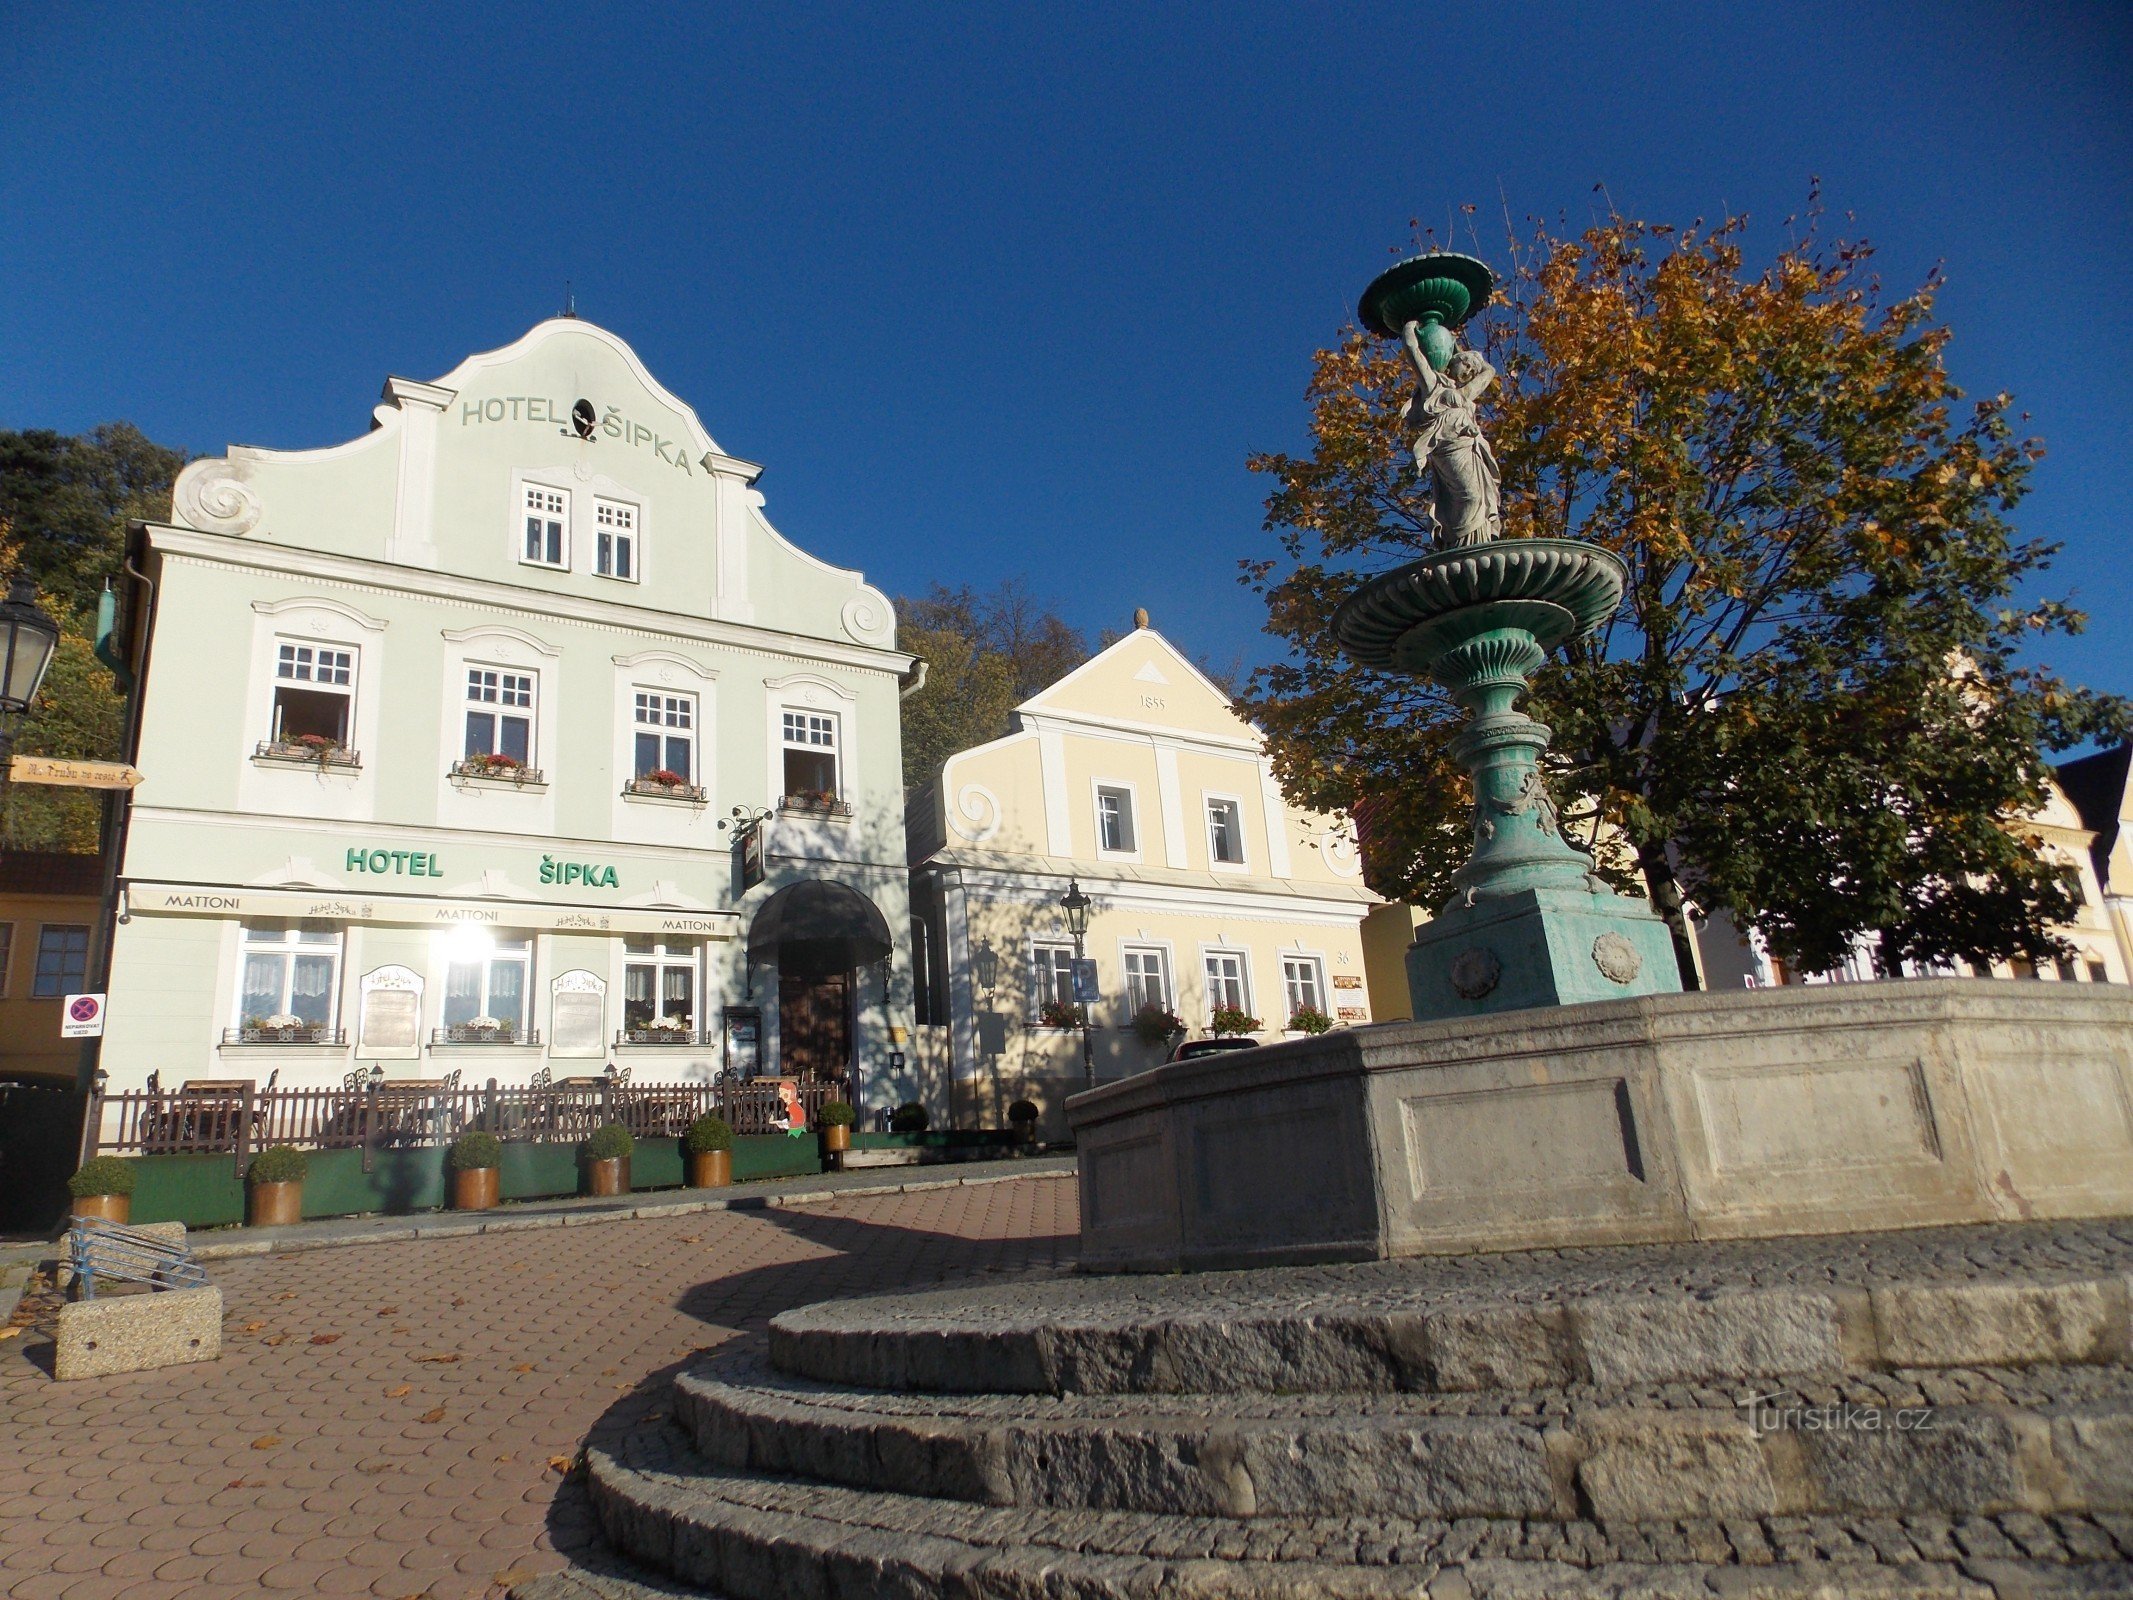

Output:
xmin=61 ymin=992 xmax=105 ymax=1039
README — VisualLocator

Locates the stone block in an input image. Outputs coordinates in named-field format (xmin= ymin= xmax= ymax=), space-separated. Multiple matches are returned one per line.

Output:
xmin=1571 ymin=1290 xmax=1847 ymax=1390
xmin=53 ymin=1285 xmax=222 ymax=1380
xmin=1572 ymin=1410 xmax=1780 ymax=1521
xmin=2051 ymin=1414 xmax=2133 ymax=1512
xmin=1870 ymin=1281 xmax=2128 ymax=1369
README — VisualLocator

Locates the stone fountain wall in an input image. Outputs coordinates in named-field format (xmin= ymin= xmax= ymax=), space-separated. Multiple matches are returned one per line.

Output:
xmin=1069 ymin=978 xmax=2133 ymax=1272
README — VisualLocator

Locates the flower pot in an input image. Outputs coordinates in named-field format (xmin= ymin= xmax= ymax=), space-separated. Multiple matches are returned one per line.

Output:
xmin=584 ymin=1155 xmax=630 ymax=1197
xmin=686 ymin=1150 xmax=731 ymax=1188
xmin=70 ymin=1193 xmax=130 ymax=1224
xmin=821 ymin=1124 xmax=850 ymax=1154
xmin=1010 ymin=1121 xmax=1037 ymax=1145
xmin=452 ymin=1167 xmax=499 ymax=1211
xmin=247 ymin=1180 xmax=303 ymax=1228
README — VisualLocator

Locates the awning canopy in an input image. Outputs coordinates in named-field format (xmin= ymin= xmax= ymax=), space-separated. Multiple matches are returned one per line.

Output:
xmin=747 ymin=879 xmax=894 ymax=975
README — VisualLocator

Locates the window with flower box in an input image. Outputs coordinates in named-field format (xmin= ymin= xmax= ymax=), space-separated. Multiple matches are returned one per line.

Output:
xmin=780 ymin=710 xmax=842 ymax=809
xmin=622 ymin=938 xmax=699 ymax=1042
xmin=457 ymin=666 xmax=539 ymax=780
xmin=1281 ymin=956 xmax=1326 ymax=1025
xmin=229 ymin=924 xmax=342 ymax=1043
xmin=1031 ymin=942 xmax=1078 ymax=1025
xmin=258 ymin=641 xmax=359 ymax=764
xmin=438 ymin=932 xmax=534 ymax=1043
xmin=628 ymin=691 xmax=699 ymax=795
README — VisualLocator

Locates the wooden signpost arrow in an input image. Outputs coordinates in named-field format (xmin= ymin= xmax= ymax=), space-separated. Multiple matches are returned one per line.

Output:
xmin=7 ymin=756 xmax=145 ymax=790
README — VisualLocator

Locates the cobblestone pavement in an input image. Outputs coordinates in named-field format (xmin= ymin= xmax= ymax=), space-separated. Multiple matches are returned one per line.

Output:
xmin=0 ymin=1172 xmax=1079 ymax=1600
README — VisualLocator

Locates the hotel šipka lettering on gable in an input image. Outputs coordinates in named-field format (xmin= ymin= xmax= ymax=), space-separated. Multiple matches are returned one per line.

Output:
xmin=98 ymin=317 xmax=919 ymax=1095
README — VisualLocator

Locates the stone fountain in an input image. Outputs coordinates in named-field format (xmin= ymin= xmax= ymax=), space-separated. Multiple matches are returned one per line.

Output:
xmin=1334 ymin=253 xmax=1682 ymax=1017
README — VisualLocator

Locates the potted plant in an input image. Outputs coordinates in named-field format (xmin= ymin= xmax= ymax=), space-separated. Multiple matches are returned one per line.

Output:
xmin=1007 ymin=1099 xmax=1040 ymax=1143
xmin=1209 ymin=1007 xmax=1262 ymax=1038
xmin=447 ymin=1130 xmax=503 ymax=1211
xmin=889 ymin=1101 xmax=929 ymax=1134
xmin=1132 ymin=1001 xmax=1185 ymax=1046
xmin=294 ymin=732 xmax=344 ymax=767
xmin=67 ymin=1156 xmax=137 ymax=1223
xmin=817 ymin=1099 xmax=855 ymax=1155
xmin=581 ymin=1122 xmax=633 ymax=1196
xmin=1039 ymin=999 xmax=1086 ymax=1030
xmin=1288 ymin=1006 xmax=1334 ymax=1035
xmin=246 ymin=1145 xmax=308 ymax=1227
xmin=683 ymin=1114 xmax=733 ymax=1188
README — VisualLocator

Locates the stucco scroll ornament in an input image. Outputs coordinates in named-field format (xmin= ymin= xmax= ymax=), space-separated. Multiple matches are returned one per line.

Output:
xmin=1317 ymin=825 xmax=1363 ymax=878
xmin=840 ymin=593 xmax=894 ymax=646
xmin=175 ymin=465 xmax=264 ymax=535
xmin=1591 ymin=932 xmax=1643 ymax=985
xmin=947 ymin=783 xmax=1002 ymax=845
xmin=1399 ymin=322 xmax=1501 ymax=549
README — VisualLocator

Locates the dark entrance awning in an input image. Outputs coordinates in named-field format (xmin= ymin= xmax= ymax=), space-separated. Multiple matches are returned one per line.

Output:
xmin=747 ymin=879 xmax=893 ymax=975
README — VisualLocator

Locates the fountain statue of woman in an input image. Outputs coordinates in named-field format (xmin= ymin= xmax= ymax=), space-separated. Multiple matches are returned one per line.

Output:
xmin=1399 ymin=320 xmax=1502 ymax=548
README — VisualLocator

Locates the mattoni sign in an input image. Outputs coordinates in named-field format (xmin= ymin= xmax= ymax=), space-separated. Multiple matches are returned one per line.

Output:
xmin=126 ymin=882 xmax=736 ymax=939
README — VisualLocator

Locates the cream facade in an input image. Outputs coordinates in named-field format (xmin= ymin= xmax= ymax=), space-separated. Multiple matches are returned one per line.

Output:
xmin=907 ymin=626 xmax=1377 ymax=1134
xmin=99 ymin=317 xmax=919 ymax=1101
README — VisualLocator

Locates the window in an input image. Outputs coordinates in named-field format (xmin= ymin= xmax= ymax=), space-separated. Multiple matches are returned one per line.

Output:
xmin=32 ymin=925 xmax=91 ymax=998
xmin=237 ymin=924 xmax=341 ymax=1027
xmin=272 ymin=641 xmax=356 ymax=745
xmin=1122 ymin=946 xmax=1169 ymax=1013
xmin=595 ymin=498 xmax=638 ymax=580
xmin=442 ymin=932 xmax=533 ymax=1033
xmin=465 ymin=667 xmax=536 ymax=764
xmin=1031 ymin=942 xmax=1075 ymax=1017
xmin=781 ymin=711 xmax=839 ymax=798
xmin=1206 ymin=798 xmax=1245 ymax=865
xmin=522 ymin=484 xmax=568 ymax=567
xmin=623 ymin=938 xmax=698 ymax=1036
xmin=1281 ymin=956 xmax=1326 ymax=1023
xmin=2089 ymin=960 xmax=2111 ymax=984
xmin=633 ymin=692 xmax=695 ymax=782
xmin=2056 ymin=956 xmax=2080 ymax=982
xmin=0 ymin=922 xmax=13 ymax=996
xmin=1203 ymin=949 xmax=1250 ymax=1019
xmin=1096 ymin=786 xmax=1136 ymax=853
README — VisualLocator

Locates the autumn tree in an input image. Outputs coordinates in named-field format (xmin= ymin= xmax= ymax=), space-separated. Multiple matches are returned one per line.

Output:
xmin=0 ymin=424 xmax=188 ymax=849
xmin=1242 ymin=201 xmax=2125 ymax=984
xmin=897 ymin=579 xmax=1089 ymax=794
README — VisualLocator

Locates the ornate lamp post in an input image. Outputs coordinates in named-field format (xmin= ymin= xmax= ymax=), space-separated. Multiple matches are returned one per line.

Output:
xmin=0 ymin=577 xmax=62 ymax=796
xmin=973 ymin=941 xmax=1000 ymax=1001
xmin=1058 ymin=878 xmax=1094 ymax=1086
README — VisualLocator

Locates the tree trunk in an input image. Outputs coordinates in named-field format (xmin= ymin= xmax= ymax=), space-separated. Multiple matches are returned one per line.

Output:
xmin=1636 ymin=839 xmax=1703 ymax=992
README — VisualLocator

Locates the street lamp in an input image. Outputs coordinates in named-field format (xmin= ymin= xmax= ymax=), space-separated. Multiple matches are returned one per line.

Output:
xmin=1058 ymin=878 xmax=1094 ymax=1086
xmin=973 ymin=941 xmax=999 ymax=999
xmin=0 ymin=577 xmax=61 ymax=785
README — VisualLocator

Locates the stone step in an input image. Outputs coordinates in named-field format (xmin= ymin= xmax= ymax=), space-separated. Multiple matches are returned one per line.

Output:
xmin=673 ymin=1349 xmax=2133 ymax=1523
xmin=770 ymin=1219 xmax=2133 ymax=1396
xmin=585 ymin=1420 xmax=2133 ymax=1599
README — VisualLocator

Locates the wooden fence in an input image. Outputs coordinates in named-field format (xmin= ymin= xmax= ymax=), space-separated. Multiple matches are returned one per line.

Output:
xmin=85 ymin=1074 xmax=853 ymax=1175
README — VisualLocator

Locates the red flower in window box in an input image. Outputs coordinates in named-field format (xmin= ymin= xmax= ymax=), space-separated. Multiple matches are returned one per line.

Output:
xmin=644 ymin=768 xmax=686 ymax=787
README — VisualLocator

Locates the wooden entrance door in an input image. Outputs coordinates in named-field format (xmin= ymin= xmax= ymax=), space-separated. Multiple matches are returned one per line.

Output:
xmin=778 ymin=971 xmax=851 ymax=1081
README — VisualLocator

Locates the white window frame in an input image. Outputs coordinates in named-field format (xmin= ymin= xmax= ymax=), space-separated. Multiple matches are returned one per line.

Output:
xmin=1201 ymin=946 xmax=1253 ymax=1023
xmin=1280 ymin=953 xmax=1327 ymax=1026
xmin=594 ymin=496 xmax=640 ymax=583
xmin=1029 ymin=939 xmax=1077 ymax=1022
xmin=1092 ymin=779 xmax=1142 ymax=861
xmin=519 ymin=482 xmax=570 ymax=570
xmin=233 ymin=924 xmax=344 ymax=1031
xmin=464 ymin=664 xmax=539 ymax=766
xmin=623 ymin=938 xmax=701 ymax=1035
xmin=439 ymin=931 xmax=535 ymax=1035
xmin=0 ymin=921 xmax=14 ymax=997
xmin=632 ymin=690 xmax=697 ymax=783
xmin=31 ymin=924 xmax=91 ymax=999
xmin=1203 ymin=792 xmax=1249 ymax=870
xmin=269 ymin=639 xmax=358 ymax=747
xmin=780 ymin=708 xmax=842 ymax=800
xmin=1120 ymin=942 xmax=1173 ymax=1016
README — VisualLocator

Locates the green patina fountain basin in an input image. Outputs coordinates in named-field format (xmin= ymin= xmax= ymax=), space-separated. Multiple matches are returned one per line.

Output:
xmin=1358 ymin=252 xmax=1496 ymax=370
xmin=1333 ymin=538 xmax=1626 ymax=679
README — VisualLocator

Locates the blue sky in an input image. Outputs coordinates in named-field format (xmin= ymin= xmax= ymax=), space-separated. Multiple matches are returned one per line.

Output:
xmin=4 ymin=2 xmax=2128 ymax=699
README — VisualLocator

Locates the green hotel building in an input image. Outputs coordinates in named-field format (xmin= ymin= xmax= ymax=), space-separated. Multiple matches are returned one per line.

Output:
xmin=98 ymin=318 xmax=920 ymax=1102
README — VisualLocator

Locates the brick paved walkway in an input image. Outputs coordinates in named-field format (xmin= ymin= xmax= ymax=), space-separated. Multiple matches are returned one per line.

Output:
xmin=0 ymin=1172 xmax=1079 ymax=1599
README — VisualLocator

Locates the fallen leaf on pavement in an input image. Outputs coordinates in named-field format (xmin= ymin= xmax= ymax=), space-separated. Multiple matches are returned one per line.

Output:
xmin=384 ymin=1384 xmax=412 ymax=1397
xmin=240 ymin=1321 xmax=266 ymax=1333
xmin=276 ymin=1291 xmax=298 ymax=1300
xmin=547 ymin=1453 xmax=576 ymax=1475
xmin=263 ymin=1335 xmax=287 ymax=1346
xmin=0 ymin=1328 xmax=19 ymax=1341
xmin=677 ymin=1235 xmax=699 ymax=1244
xmin=376 ymin=1305 xmax=399 ymax=1317
xmin=413 ymin=1351 xmax=461 ymax=1363
xmin=418 ymin=1406 xmax=446 ymax=1424
xmin=450 ymin=1296 xmax=465 ymax=1308
xmin=600 ymin=1368 xmax=618 ymax=1377
xmin=309 ymin=1333 xmax=340 ymax=1345
xmin=493 ymin=1571 xmax=539 ymax=1589
xmin=251 ymin=1436 xmax=281 ymax=1450
xmin=510 ymin=1362 xmax=535 ymax=1373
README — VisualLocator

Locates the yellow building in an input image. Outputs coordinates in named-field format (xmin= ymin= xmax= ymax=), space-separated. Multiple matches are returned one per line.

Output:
xmin=907 ymin=623 xmax=1378 ymax=1134
xmin=0 ymin=851 xmax=105 ymax=1084
xmin=2055 ymin=744 xmax=2133 ymax=979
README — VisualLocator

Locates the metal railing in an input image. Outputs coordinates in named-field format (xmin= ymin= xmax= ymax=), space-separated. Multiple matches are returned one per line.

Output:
xmin=67 ymin=1216 xmax=210 ymax=1299
xmin=615 ymin=1026 xmax=710 ymax=1046
xmin=432 ymin=1025 xmax=542 ymax=1046
xmin=85 ymin=1074 xmax=853 ymax=1173
xmin=221 ymin=1026 xmax=346 ymax=1046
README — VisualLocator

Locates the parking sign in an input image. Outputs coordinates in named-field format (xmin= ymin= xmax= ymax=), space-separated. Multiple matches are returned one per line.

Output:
xmin=62 ymin=993 xmax=106 ymax=1039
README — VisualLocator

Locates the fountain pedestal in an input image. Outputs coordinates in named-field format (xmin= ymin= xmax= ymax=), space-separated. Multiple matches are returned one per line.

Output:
xmin=1334 ymin=538 xmax=1682 ymax=1017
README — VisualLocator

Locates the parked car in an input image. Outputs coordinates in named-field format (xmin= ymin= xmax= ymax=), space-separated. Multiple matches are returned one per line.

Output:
xmin=1165 ymin=1036 xmax=1262 ymax=1064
